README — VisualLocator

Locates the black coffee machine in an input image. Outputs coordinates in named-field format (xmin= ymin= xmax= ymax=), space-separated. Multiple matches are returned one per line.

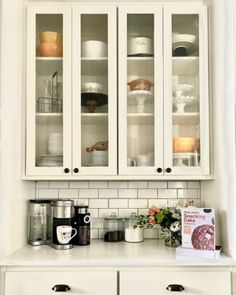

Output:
xmin=50 ymin=199 xmax=74 ymax=250
xmin=72 ymin=205 xmax=90 ymax=245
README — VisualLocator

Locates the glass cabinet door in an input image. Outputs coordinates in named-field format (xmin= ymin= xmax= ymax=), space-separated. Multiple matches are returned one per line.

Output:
xmin=164 ymin=6 xmax=209 ymax=175
xmin=72 ymin=5 xmax=117 ymax=175
xmin=119 ymin=5 xmax=163 ymax=175
xmin=26 ymin=6 xmax=71 ymax=176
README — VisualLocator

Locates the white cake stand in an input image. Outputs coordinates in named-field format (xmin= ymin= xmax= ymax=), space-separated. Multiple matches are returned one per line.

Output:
xmin=128 ymin=90 xmax=153 ymax=113
xmin=173 ymin=96 xmax=197 ymax=113
xmin=173 ymin=84 xmax=194 ymax=99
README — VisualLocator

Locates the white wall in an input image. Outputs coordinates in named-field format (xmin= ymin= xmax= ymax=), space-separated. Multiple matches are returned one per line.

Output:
xmin=201 ymin=0 xmax=236 ymax=257
xmin=0 ymin=0 xmax=35 ymax=259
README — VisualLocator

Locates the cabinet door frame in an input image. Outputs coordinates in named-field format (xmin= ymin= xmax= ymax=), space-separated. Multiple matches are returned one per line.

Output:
xmin=118 ymin=4 xmax=164 ymax=176
xmin=163 ymin=4 xmax=210 ymax=176
xmin=26 ymin=4 xmax=72 ymax=176
xmin=72 ymin=4 xmax=117 ymax=176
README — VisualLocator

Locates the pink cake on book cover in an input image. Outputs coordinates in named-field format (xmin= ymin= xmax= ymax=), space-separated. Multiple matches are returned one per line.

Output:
xmin=181 ymin=207 xmax=215 ymax=250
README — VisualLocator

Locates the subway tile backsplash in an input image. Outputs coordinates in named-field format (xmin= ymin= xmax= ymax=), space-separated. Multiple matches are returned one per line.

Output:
xmin=35 ymin=181 xmax=201 ymax=239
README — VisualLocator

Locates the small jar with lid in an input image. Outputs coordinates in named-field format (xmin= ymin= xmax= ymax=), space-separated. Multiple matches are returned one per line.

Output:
xmin=124 ymin=213 xmax=144 ymax=243
xmin=104 ymin=213 xmax=124 ymax=242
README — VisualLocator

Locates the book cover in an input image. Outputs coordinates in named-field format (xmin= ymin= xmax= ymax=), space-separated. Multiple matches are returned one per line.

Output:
xmin=181 ymin=207 xmax=215 ymax=250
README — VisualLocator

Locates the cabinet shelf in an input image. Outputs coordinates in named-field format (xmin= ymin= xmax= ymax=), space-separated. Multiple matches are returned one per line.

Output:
xmin=173 ymin=112 xmax=199 ymax=125
xmin=81 ymin=58 xmax=108 ymax=76
xmin=127 ymin=113 xmax=154 ymax=125
xmin=127 ymin=57 xmax=154 ymax=76
xmin=36 ymin=113 xmax=63 ymax=124
xmin=172 ymin=57 xmax=199 ymax=76
xmin=36 ymin=58 xmax=62 ymax=75
xmin=81 ymin=113 xmax=108 ymax=124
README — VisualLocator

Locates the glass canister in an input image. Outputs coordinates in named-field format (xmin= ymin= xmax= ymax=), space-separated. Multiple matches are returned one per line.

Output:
xmin=28 ymin=200 xmax=51 ymax=246
xmin=104 ymin=213 xmax=124 ymax=242
xmin=124 ymin=213 xmax=144 ymax=243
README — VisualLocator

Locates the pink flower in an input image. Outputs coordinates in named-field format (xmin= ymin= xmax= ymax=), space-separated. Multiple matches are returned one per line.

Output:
xmin=149 ymin=208 xmax=156 ymax=216
xmin=155 ymin=208 xmax=161 ymax=214
xmin=149 ymin=216 xmax=156 ymax=225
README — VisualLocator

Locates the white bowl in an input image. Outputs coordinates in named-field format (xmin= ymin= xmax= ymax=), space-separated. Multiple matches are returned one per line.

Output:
xmin=89 ymin=150 xmax=108 ymax=166
xmin=128 ymin=37 xmax=153 ymax=56
xmin=81 ymin=40 xmax=107 ymax=58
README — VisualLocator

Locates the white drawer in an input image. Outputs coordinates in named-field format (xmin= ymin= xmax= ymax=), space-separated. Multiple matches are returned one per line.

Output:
xmin=5 ymin=270 xmax=117 ymax=295
xmin=120 ymin=270 xmax=231 ymax=295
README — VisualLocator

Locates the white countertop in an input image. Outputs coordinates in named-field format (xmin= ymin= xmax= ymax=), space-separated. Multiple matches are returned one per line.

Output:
xmin=0 ymin=240 xmax=232 ymax=267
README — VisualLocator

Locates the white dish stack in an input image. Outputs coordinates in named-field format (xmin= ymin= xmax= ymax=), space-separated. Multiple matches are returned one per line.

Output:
xmin=37 ymin=133 xmax=63 ymax=167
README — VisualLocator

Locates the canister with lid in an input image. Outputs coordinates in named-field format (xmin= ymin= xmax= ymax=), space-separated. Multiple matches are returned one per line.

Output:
xmin=104 ymin=213 xmax=124 ymax=242
xmin=124 ymin=212 xmax=144 ymax=243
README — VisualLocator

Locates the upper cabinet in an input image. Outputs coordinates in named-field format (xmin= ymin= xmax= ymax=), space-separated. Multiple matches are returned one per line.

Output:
xmin=25 ymin=3 xmax=210 ymax=179
xmin=26 ymin=4 xmax=117 ymax=177
xmin=118 ymin=4 xmax=209 ymax=177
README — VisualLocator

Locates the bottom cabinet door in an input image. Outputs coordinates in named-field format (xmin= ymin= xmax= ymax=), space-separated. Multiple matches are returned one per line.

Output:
xmin=5 ymin=270 xmax=117 ymax=295
xmin=120 ymin=270 xmax=231 ymax=295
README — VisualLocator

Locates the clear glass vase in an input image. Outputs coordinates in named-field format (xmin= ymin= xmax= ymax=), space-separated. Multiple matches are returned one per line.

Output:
xmin=163 ymin=229 xmax=181 ymax=248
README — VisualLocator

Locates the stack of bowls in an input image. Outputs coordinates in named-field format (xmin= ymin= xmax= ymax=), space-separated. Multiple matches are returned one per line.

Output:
xmin=136 ymin=153 xmax=154 ymax=166
xmin=173 ymin=137 xmax=197 ymax=153
xmin=81 ymin=40 xmax=107 ymax=58
xmin=48 ymin=133 xmax=63 ymax=155
xmin=38 ymin=31 xmax=62 ymax=57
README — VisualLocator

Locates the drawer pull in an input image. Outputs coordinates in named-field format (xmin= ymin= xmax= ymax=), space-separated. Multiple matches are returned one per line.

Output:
xmin=166 ymin=284 xmax=184 ymax=292
xmin=52 ymin=284 xmax=71 ymax=292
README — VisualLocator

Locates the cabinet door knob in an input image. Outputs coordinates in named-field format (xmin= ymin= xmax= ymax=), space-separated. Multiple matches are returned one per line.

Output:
xmin=156 ymin=167 xmax=162 ymax=173
xmin=64 ymin=168 xmax=70 ymax=173
xmin=166 ymin=284 xmax=184 ymax=292
xmin=74 ymin=168 xmax=79 ymax=173
xmin=166 ymin=167 xmax=172 ymax=173
xmin=52 ymin=284 xmax=71 ymax=292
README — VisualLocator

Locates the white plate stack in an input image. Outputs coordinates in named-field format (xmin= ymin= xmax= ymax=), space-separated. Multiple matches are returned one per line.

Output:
xmin=37 ymin=133 xmax=63 ymax=167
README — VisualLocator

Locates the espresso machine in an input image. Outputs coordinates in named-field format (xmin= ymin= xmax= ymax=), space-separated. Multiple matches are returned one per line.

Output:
xmin=50 ymin=199 xmax=74 ymax=250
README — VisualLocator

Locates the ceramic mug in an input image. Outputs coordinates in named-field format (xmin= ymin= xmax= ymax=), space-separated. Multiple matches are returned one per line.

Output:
xmin=127 ymin=157 xmax=136 ymax=167
xmin=56 ymin=225 xmax=77 ymax=245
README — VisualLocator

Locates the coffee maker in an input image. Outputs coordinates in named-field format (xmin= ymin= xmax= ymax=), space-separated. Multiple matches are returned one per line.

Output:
xmin=50 ymin=200 xmax=74 ymax=250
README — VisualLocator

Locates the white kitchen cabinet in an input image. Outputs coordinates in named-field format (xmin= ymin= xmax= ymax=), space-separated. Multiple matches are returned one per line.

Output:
xmin=119 ymin=4 xmax=209 ymax=176
xmin=5 ymin=270 xmax=117 ymax=295
xmin=25 ymin=3 xmax=210 ymax=179
xmin=26 ymin=4 xmax=117 ymax=177
xmin=120 ymin=270 xmax=231 ymax=295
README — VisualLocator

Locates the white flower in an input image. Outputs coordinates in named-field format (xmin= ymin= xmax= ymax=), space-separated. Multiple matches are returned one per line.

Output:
xmin=170 ymin=221 xmax=181 ymax=232
xmin=172 ymin=212 xmax=181 ymax=219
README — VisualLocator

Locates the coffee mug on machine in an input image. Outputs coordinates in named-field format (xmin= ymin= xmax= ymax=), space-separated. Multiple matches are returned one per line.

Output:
xmin=56 ymin=225 xmax=77 ymax=245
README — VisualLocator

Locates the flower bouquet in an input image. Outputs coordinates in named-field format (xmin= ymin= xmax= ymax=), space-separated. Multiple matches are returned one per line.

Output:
xmin=135 ymin=206 xmax=182 ymax=247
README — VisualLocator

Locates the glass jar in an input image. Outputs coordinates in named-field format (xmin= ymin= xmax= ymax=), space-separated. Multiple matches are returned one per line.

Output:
xmin=28 ymin=200 xmax=51 ymax=246
xmin=124 ymin=213 xmax=144 ymax=243
xmin=104 ymin=213 xmax=124 ymax=242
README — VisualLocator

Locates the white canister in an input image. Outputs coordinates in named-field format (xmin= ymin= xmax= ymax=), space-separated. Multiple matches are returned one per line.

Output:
xmin=124 ymin=213 xmax=144 ymax=243
xmin=128 ymin=37 xmax=153 ymax=56
xmin=81 ymin=40 xmax=107 ymax=58
xmin=90 ymin=150 xmax=108 ymax=166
